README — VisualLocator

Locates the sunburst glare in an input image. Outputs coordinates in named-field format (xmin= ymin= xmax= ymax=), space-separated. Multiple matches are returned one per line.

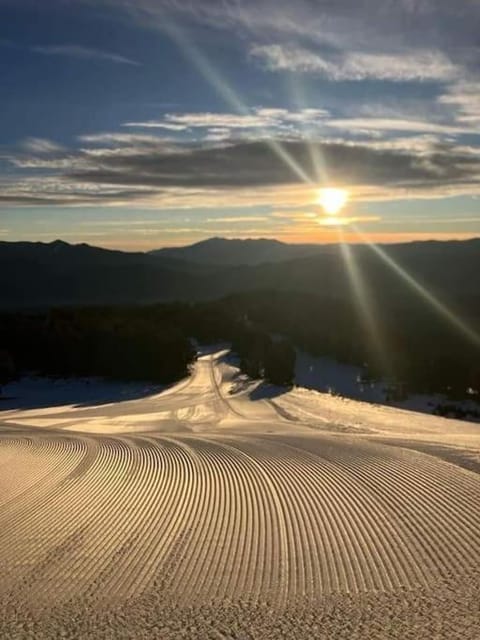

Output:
xmin=353 ymin=225 xmax=480 ymax=348
xmin=317 ymin=188 xmax=349 ymax=215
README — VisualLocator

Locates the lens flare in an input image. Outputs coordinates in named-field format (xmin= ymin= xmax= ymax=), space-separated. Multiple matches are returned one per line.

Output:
xmin=318 ymin=188 xmax=348 ymax=215
xmin=337 ymin=227 xmax=391 ymax=378
xmin=353 ymin=225 xmax=480 ymax=348
xmin=165 ymin=21 xmax=313 ymax=185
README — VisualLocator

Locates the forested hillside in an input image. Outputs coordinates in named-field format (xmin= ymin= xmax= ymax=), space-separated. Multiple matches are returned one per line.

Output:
xmin=1 ymin=238 xmax=479 ymax=308
xmin=1 ymin=289 xmax=479 ymax=409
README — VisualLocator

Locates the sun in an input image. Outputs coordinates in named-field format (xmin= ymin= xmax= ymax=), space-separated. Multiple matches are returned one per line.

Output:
xmin=317 ymin=188 xmax=349 ymax=215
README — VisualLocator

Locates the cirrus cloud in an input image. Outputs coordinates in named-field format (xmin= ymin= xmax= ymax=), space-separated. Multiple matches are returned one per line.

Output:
xmin=251 ymin=44 xmax=459 ymax=82
xmin=31 ymin=44 xmax=140 ymax=66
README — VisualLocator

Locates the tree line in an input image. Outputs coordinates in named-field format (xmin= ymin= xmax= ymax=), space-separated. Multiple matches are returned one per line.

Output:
xmin=0 ymin=307 xmax=195 ymax=387
xmin=1 ymin=290 xmax=479 ymax=407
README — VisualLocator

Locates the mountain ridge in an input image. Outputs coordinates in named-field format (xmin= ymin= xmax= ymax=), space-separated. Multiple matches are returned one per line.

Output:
xmin=149 ymin=236 xmax=322 ymax=265
xmin=1 ymin=236 xmax=479 ymax=310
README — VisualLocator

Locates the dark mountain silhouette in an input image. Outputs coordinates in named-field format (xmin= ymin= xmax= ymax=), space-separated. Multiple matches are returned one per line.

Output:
xmin=0 ymin=239 xmax=208 ymax=309
xmin=149 ymin=237 xmax=322 ymax=265
xmin=1 ymin=237 xmax=479 ymax=310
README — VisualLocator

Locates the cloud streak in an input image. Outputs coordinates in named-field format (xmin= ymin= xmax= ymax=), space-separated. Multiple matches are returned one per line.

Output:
xmin=438 ymin=82 xmax=480 ymax=124
xmin=66 ymin=139 xmax=478 ymax=189
xmin=3 ymin=132 xmax=480 ymax=208
xmin=251 ymin=44 xmax=459 ymax=82
xmin=123 ymin=108 xmax=330 ymax=132
xmin=87 ymin=0 xmax=480 ymax=48
xmin=31 ymin=44 xmax=140 ymax=65
xmin=83 ymin=0 xmax=479 ymax=80
xmin=325 ymin=118 xmax=473 ymax=135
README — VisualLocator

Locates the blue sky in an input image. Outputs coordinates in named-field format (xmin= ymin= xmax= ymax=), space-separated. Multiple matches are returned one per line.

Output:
xmin=1 ymin=0 xmax=479 ymax=249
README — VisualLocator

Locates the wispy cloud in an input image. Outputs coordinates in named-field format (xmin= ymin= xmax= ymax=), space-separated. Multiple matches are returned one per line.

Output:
xmin=438 ymin=82 xmax=480 ymax=124
xmin=86 ymin=0 xmax=479 ymax=86
xmin=79 ymin=132 xmax=172 ymax=145
xmin=251 ymin=44 xmax=458 ymax=82
xmin=31 ymin=44 xmax=139 ymax=66
xmin=122 ymin=122 xmax=189 ymax=131
xmin=123 ymin=106 xmax=473 ymax=145
xmin=205 ymin=216 xmax=270 ymax=223
xmin=88 ymin=0 xmax=480 ymax=50
xmin=123 ymin=108 xmax=329 ymax=132
xmin=21 ymin=138 xmax=65 ymax=154
xmin=3 ymin=131 xmax=480 ymax=208
xmin=325 ymin=118 xmax=472 ymax=135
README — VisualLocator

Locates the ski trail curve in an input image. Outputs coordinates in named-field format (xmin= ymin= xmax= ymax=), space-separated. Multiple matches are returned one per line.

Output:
xmin=1 ymin=350 xmax=480 ymax=638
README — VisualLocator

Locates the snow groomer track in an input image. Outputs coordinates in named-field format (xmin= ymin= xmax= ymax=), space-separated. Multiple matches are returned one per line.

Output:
xmin=1 ymin=352 xmax=480 ymax=638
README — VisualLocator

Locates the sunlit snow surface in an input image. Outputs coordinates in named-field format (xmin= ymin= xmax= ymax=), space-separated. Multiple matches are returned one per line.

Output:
xmin=294 ymin=350 xmax=480 ymax=417
xmin=1 ymin=350 xmax=479 ymax=638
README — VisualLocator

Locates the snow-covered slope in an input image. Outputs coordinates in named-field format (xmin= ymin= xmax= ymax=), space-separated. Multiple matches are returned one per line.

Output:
xmin=0 ymin=351 xmax=479 ymax=638
xmin=294 ymin=349 xmax=480 ymax=419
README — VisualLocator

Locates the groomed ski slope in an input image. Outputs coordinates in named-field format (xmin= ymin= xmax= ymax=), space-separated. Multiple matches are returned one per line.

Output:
xmin=1 ymin=350 xmax=479 ymax=639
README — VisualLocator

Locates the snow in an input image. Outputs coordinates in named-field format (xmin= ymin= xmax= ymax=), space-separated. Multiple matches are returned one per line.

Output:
xmin=0 ymin=350 xmax=480 ymax=638
xmin=294 ymin=349 xmax=480 ymax=421
xmin=0 ymin=375 xmax=166 ymax=411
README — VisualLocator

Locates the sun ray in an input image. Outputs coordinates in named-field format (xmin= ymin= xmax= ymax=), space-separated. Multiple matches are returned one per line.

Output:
xmin=288 ymin=75 xmax=329 ymax=184
xmin=164 ymin=21 xmax=314 ymax=185
xmin=337 ymin=227 xmax=392 ymax=379
xmin=353 ymin=225 xmax=480 ymax=348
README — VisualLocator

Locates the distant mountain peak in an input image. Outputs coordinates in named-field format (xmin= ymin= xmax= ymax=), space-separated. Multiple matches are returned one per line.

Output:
xmin=49 ymin=239 xmax=70 ymax=249
xmin=189 ymin=236 xmax=286 ymax=247
xmin=149 ymin=236 xmax=309 ymax=266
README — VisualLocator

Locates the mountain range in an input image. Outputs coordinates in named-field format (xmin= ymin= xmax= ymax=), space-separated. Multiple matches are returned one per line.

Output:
xmin=149 ymin=237 xmax=323 ymax=265
xmin=1 ymin=237 xmax=479 ymax=310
